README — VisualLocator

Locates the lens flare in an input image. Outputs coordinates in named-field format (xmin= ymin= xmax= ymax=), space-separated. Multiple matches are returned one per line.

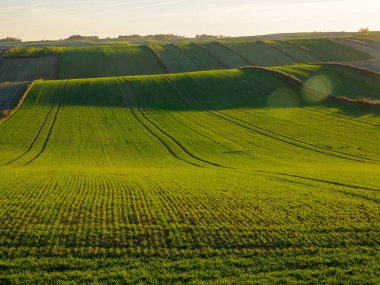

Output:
xmin=302 ymin=75 xmax=332 ymax=103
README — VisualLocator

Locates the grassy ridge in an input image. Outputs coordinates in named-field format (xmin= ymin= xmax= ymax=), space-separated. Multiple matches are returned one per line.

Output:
xmin=272 ymin=64 xmax=380 ymax=100
xmin=0 ymin=38 xmax=376 ymax=83
xmin=0 ymin=66 xmax=379 ymax=283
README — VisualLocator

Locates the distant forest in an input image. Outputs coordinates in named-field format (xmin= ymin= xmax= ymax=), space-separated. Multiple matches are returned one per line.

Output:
xmin=0 ymin=37 xmax=22 ymax=43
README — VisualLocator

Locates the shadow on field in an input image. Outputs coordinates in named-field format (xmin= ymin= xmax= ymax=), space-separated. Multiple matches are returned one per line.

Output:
xmin=32 ymin=67 xmax=380 ymax=117
xmin=47 ymin=69 xmax=307 ymax=111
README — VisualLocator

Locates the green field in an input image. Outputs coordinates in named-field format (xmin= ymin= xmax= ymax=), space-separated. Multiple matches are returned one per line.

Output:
xmin=0 ymin=37 xmax=377 ymax=83
xmin=288 ymin=39 xmax=372 ymax=62
xmin=0 ymin=63 xmax=379 ymax=283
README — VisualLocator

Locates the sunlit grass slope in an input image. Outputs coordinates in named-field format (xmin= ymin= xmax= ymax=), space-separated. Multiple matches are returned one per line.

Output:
xmin=0 ymin=65 xmax=379 ymax=283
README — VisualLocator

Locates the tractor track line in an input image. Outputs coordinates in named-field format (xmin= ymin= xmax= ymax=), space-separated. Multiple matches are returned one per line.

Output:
xmin=145 ymin=45 xmax=170 ymax=74
xmin=303 ymin=106 xmax=380 ymax=127
xmin=269 ymin=175 xmax=380 ymax=204
xmin=2 ymin=81 xmax=63 ymax=166
xmin=25 ymin=80 xmax=69 ymax=165
xmin=161 ymin=76 xmax=249 ymax=154
xmin=168 ymin=73 xmax=374 ymax=164
xmin=285 ymin=41 xmax=327 ymax=62
xmin=254 ymin=169 xmax=380 ymax=193
xmin=124 ymin=80 xmax=226 ymax=168
xmin=211 ymin=42 xmax=252 ymax=66
xmin=261 ymin=40 xmax=300 ymax=63
xmin=222 ymin=108 xmax=379 ymax=164
xmin=172 ymin=44 xmax=201 ymax=71
xmin=117 ymin=79 xmax=202 ymax=167
xmin=211 ymin=109 xmax=375 ymax=164
xmin=223 ymin=70 xmax=379 ymax=164
xmin=191 ymin=43 xmax=229 ymax=69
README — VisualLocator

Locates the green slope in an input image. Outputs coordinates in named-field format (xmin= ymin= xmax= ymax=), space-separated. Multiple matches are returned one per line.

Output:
xmin=175 ymin=43 xmax=226 ymax=70
xmin=225 ymin=41 xmax=297 ymax=66
xmin=273 ymin=64 xmax=380 ymax=100
xmin=58 ymin=46 xmax=166 ymax=79
xmin=267 ymin=40 xmax=320 ymax=63
xmin=334 ymin=38 xmax=380 ymax=58
xmin=1 ymin=38 xmax=378 ymax=82
xmin=0 ymin=66 xmax=379 ymax=283
xmin=148 ymin=44 xmax=198 ymax=73
xmin=354 ymin=37 xmax=380 ymax=50
xmin=290 ymin=39 xmax=372 ymax=61
xmin=200 ymin=42 xmax=249 ymax=68
xmin=0 ymin=57 xmax=58 ymax=82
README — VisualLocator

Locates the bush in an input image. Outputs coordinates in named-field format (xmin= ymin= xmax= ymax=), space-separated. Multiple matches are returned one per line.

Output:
xmin=359 ymin=28 xmax=369 ymax=35
xmin=0 ymin=37 xmax=21 ymax=43
xmin=65 ymin=35 xmax=99 ymax=41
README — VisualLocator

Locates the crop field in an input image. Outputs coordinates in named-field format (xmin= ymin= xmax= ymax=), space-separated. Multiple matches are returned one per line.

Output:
xmin=266 ymin=41 xmax=320 ymax=63
xmin=0 ymin=63 xmax=379 ymax=283
xmin=0 ymin=57 xmax=58 ymax=83
xmin=148 ymin=44 xmax=198 ymax=73
xmin=289 ymin=39 xmax=372 ymax=62
xmin=355 ymin=38 xmax=380 ymax=50
xmin=353 ymin=59 xmax=380 ymax=73
xmin=58 ymin=46 xmax=166 ymax=79
xmin=223 ymin=41 xmax=297 ymax=66
xmin=0 ymin=37 xmax=378 ymax=83
xmin=199 ymin=42 xmax=249 ymax=68
xmin=333 ymin=38 xmax=380 ymax=59
xmin=272 ymin=64 xmax=380 ymax=99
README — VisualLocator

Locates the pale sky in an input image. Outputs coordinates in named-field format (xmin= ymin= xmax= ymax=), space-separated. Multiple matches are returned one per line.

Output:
xmin=1 ymin=0 xmax=379 ymax=41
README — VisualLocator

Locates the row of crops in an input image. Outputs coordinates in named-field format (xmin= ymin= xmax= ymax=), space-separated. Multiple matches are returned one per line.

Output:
xmin=0 ymin=65 xmax=379 ymax=283
xmin=0 ymin=34 xmax=380 ymax=283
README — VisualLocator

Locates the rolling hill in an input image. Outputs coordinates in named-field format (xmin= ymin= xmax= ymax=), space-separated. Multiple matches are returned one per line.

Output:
xmin=0 ymin=64 xmax=379 ymax=283
xmin=0 ymin=37 xmax=375 ymax=83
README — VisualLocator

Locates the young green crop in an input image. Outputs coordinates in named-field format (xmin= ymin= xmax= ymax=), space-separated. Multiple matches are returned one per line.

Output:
xmin=0 ymin=66 xmax=379 ymax=284
xmin=289 ymin=38 xmax=372 ymax=62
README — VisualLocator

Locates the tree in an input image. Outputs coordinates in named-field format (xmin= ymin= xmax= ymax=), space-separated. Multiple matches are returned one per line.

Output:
xmin=195 ymin=34 xmax=218 ymax=40
xmin=0 ymin=37 xmax=22 ymax=42
xmin=359 ymin=28 xmax=369 ymax=35
xmin=65 ymin=35 xmax=99 ymax=41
